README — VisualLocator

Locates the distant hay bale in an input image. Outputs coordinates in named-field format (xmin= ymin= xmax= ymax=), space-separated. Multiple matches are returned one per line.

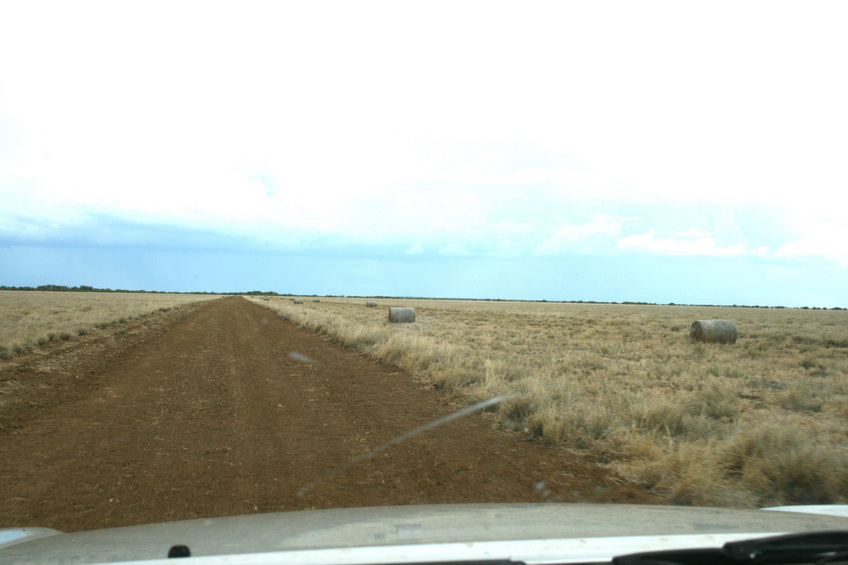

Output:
xmin=366 ymin=301 xmax=378 ymax=308
xmin=293 ymin=299 xmax=304 ymax=304
xmin=690 ymin=320 xmax=737 ymax=344
xmin=388 ymin=307 xmax=416 ymax=323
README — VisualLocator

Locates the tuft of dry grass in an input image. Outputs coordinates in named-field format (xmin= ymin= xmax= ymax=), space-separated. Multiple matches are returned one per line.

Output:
xmin=0 ymin=291 xmax=218 ymax=358
xmin=249 ymin=296 xmax=848 ymax=508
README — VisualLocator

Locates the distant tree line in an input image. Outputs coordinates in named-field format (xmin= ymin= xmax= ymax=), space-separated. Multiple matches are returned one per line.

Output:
xmin=0 ymin=285 xmax=300 ymax=297
xmin=0 ymin=284 xmax=226 ymax=295
xmin=0 ymin=284 xmax=160 ymax=293
xmin=0 ymin=285 xmax=843 ymax=309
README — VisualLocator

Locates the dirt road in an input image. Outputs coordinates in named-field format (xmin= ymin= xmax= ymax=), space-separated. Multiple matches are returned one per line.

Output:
xmin=0 ymin=297 xmax=658 ymax=532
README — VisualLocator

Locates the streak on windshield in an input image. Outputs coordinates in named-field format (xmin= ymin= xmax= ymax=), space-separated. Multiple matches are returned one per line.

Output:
xmin=298 ymin=395 xmax=514 ymax=496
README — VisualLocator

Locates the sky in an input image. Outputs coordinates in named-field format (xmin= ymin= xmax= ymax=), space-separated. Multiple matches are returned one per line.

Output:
xmin=1 ymin=1 xmax=847 ymax=307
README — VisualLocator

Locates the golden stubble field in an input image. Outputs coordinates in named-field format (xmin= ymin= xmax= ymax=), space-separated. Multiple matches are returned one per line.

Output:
xmin=248 ymin=296 xmax=848 ymax=508
xmin=0 ymin=291 xmax=218 ymax=358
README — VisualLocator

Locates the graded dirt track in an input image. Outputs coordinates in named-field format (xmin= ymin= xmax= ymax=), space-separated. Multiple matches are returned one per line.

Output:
xmin=0 ymin=297 xmax=660 ymax=532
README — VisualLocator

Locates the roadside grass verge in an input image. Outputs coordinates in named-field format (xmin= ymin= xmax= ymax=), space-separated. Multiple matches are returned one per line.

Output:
xmin=0 ymin=291 xmax=219 ymax=358
xmin=249 ymin=296 xmax=848 ymax=508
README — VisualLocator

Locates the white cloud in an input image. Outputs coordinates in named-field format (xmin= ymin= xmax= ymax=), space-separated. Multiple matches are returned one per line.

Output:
xmin=616 ymin=229 xmax=746 ymax=257
xmin=751 ymin=246 xmax=773 ymax=258
xmin=404 ymin=243 xmax=425 ymax=255
xmin=0 ymin=0 xmax=846 ymax=281
xmin=534 ymin=215 xmax=622 ymax=255
xmin=775 ymin=223 xmax=848 ymax=266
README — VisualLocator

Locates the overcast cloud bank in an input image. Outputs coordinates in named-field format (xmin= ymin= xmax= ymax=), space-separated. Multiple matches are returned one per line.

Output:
xmin=1 ymin=1 xmax=847 ymax=306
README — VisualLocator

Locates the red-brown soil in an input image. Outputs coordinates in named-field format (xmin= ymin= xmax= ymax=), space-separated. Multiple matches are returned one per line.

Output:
xmin=0 ymin=297 xmax=661 ymax=532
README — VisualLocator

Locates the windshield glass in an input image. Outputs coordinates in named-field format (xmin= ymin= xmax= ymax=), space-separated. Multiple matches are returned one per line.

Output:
xmin=1 ymin=0 xmax=847 ymax=547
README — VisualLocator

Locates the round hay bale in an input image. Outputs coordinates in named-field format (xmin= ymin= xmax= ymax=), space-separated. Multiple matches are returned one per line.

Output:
xmin=388 ymin=307 xmax=416 ymax=323
xmin=366 ymin=301 xmax=378 ymax=308
xmin=293 ymin=299 xmax=304 ymax=304
xmin=690 ymin=320 xmax=737 ymax=344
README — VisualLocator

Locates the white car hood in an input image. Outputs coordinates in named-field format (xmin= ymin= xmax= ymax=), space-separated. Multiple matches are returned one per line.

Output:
xmin=2 ymin=503 xmax=848 ymax=565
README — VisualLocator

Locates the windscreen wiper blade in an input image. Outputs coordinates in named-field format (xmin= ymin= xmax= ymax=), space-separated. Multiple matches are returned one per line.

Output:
xmin=726 ymin=531 xmax=848 ymax=564
xmin=613 ymin=531 xmax=848 ymax=565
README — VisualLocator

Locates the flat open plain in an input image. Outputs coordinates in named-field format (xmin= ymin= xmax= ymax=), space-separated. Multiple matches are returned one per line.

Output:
xmin=0 ymin=297 xmax=658 ymax=532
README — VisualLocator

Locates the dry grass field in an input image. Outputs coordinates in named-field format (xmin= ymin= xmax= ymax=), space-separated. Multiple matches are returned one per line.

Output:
xmin=248 ymin=296 xmax=848 ymax=508
xmin=0 ymin=291 xmax=218 ymax=358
